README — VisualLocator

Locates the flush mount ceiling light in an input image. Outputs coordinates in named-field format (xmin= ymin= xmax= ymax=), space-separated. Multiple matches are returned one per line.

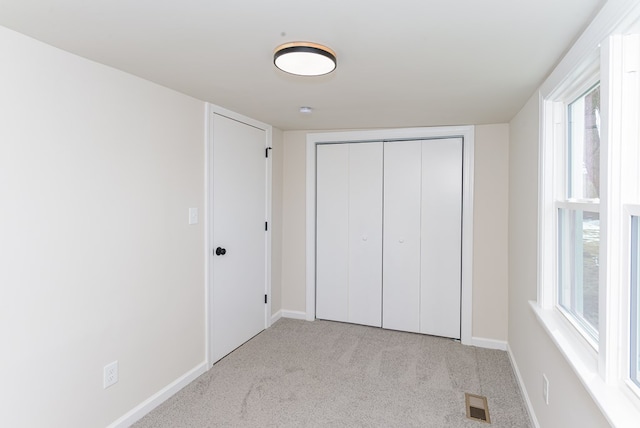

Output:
xmin=274 ymin=42 xmax=337 ymax=76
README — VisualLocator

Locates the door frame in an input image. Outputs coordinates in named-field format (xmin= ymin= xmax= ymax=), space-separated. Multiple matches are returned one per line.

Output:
xmin=205 ymin=103 xmax=273 ymax=368
xmin=305 ymin=126 xmax=475 ymax=345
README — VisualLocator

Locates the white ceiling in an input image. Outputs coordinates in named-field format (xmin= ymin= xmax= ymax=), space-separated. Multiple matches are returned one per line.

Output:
xmin=0 ymin=0 xmax=604 ymax=130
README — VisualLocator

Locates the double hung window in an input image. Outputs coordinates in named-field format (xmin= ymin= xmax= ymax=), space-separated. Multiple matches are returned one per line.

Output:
xmin=536 ymin=20 xmax=640 ymax=423
xmin=557 ymin=84 xmax=601 ymax=345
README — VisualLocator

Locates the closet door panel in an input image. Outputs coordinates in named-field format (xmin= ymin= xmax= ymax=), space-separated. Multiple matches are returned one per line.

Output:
xmin=316 ymin=144 xmax=349 ymax=322
xmin=420 ymin=138 xmax=462 ymax=338
xmin=383 ymin=141 xmax=422 ymax=333
xmin=348 ymin=142 xmax=383 ymax=327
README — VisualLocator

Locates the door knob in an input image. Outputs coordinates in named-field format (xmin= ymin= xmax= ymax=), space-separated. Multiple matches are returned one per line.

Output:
xmin=215 ymin=247 xmax=227 ymax=256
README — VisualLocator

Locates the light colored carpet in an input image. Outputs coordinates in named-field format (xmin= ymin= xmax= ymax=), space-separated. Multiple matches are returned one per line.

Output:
xmin=134 ymin=319 xmax=531 ymax=427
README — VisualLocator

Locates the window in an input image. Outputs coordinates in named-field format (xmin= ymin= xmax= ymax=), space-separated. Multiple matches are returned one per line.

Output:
xmin=558 ymin=208 xmax=600 ymax=342
xmin=567 ymin=85 xmax=601 ymax=201
xmin=534 ymin=11 xmax=640 ymax=423
xmin=557 ymin=85 xmax=601 ymax=345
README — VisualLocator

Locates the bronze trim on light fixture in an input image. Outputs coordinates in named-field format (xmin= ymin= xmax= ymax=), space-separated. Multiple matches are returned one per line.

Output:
xmin=273 ymin=41 xmax=337 ymax=76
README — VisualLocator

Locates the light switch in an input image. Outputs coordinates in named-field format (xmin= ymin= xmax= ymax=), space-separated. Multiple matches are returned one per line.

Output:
xmin=189 ymin=208 xmax=198 ymax=225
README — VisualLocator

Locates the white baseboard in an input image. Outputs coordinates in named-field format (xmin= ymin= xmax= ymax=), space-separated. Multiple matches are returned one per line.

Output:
xmin=281 ymin=310 xmax=307 ymax=320
xmin=271 ymin=309 xmax=283 ymax=324
xmin=107 ymin=361 xmax=208 ymax=428
xmin=507 ymin=344 xmax=540 ymax=428
xmin=471 ymin=336 xmax=508 ymax=351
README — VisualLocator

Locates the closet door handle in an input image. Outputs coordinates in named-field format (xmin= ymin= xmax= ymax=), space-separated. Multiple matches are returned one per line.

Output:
xmin=215 ymin=247 xmax=227 ymax=256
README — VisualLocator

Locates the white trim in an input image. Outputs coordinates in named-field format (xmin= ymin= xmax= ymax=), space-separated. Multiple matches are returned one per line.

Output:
xmin=205 ymin=102 xmax=273 ymax=367
xmin=305 ymin=139 xmax=316 ymax=322
xmin=471 ymin=337 xmax=508 ymax=351
xmin=534 ymin=3 xmax=640 ymax=424
xmin=107 ymin=362 xmax=207 ymax=428
xmin=530 ymin=300 xmax=640 ymax=428
xmin=538 ymin=91 xmax=555 ymax=309
xmin=461 ymin=129 xmax=475 ymax=345
xmin=305 ymin=125 xmax=474 ymax=344
xmin=626 ymin=206 xmax=640 ymax=217
xmin=271 ymin=309 xmax=283 ymax=324
xmin=540 ymin=0 xmax=640 ymax=98
xmin=204 ymin=103 xmax=213 ymax=368
xmin=600 ymin=33 xmax=623 ymax=383
xmin=530 ymin=301 xmax=599 ymax=378
xmin=281 ymin=310 xmax=308 ymax=320
xmin=265 ymin=120 xmax=273 ymax=329
xmin=507 ymin=344 xmax=541 ymax=428
xmin=555 ymin=200 xmax=601 ymax=212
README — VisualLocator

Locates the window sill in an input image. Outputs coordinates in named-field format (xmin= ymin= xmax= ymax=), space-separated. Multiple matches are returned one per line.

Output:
xmin=530 ymin=301 xmax=640 ymax=428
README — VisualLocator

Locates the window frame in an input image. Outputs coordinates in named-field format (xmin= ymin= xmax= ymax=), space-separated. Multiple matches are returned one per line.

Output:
xmin=534 ymin=18 xmax=640 ymax=425
xmin=539 ymin=68 xmax=601 ymax=351
xmin=629 ymin=210 xmax=640 ymax=391
xmin=556 ymin=82 xmax=602 ymax=347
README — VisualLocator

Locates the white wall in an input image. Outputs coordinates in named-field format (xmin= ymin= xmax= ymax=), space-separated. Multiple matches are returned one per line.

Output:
xmin=473 ymin=124 xmax=509 ymax=342
xmin=280 ymin=126 xmax=510 ymax=342
xmin=281 ymin=131 xmax=309 ymax=313
xmin=0 ymin=26 xmax=206 ymax=427
xmin=508 ymin=94 xmax=610 ymax=427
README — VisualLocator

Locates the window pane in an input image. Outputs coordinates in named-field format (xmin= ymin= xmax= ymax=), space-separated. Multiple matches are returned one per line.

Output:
xmin=631 ymin=216 xmax=640 ymax=388
xmin=568 ymin=84 xmax=600 ymax=200
xmin=558 ymin=209 xmax=600 ymax=341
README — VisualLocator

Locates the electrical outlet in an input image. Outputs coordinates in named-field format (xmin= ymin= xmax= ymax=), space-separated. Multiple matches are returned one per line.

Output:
xmin=542 ymin=374 xmax=549 ymax=405
xmin=104 ymin=361 xmax=118 ymax=389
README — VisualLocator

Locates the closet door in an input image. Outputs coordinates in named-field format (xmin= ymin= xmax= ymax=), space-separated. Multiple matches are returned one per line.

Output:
xmin=420 ymin=138 xmax=462 ymax=339
xmin=348 ymin=143 xmax=383 ymax=326
xmin=383 ymin=141 xmax=422 ymax=333
xmin=316 ymin=142 xmax=383 ymax=327
xmin=316 ymin=144 xmax=349 ymax=322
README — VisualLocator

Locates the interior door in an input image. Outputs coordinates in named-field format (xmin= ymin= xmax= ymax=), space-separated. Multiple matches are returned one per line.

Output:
xmin=211 ymin=113 xmax=266 ymax=363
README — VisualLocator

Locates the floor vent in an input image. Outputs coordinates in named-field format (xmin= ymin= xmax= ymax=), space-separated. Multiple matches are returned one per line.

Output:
xmin=465 ymin=393 xmax=491 ymax=423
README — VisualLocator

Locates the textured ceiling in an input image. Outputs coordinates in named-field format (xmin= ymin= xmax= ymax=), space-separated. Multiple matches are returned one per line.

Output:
xmin=0 ymin=0 xmax=605 ymax=130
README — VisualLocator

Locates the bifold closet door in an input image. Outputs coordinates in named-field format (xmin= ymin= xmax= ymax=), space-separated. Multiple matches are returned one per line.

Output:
xmin=383 ymin=138 xmax=462 ymax=338
xmin=420 ymin=138 xmax=462 ymax=339
xmin=316 ymin=142 xmax=383 ymax=327
xmin=382 ymin=141 xmax=422 ymax=333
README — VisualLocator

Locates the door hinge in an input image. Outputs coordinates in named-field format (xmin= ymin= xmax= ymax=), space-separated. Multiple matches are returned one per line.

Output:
xmin=265 ymin=221 xmax=268 ymax=231
xmin=264 ymin=294 xmax=268 ymax=304
xmin=265 ymin=147 xmax=272 ymax=158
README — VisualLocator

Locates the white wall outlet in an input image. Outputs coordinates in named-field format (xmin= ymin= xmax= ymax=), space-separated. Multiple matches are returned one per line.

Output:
xmin=542 ymin=374 xmax=549 ymax=405
xmin=188 ymin=207 xmax=198 ymax=225
xmin=104 ymin=360 xmax=119 ymax=389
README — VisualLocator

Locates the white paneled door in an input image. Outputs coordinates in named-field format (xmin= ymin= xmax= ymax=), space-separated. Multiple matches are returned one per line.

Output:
xmin=316 ymin=142 xmax=383 ymax=327
xmin=316 ymin=138 xmax=463 ymax=339
xmin=211 ymin=113 xmax=267 ymax=363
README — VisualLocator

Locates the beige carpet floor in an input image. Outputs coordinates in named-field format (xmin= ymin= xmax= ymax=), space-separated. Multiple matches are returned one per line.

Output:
xmin=134 ymin=318 xmax=532 ymax=427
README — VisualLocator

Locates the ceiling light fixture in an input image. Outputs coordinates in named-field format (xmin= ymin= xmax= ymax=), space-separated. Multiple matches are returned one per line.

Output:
xmin=274 ymin=42 xmax=337 ymax=76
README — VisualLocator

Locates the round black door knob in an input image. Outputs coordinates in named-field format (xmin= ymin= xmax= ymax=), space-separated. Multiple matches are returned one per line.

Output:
xmin=215 ymin=247 xmax=226 ymax=256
